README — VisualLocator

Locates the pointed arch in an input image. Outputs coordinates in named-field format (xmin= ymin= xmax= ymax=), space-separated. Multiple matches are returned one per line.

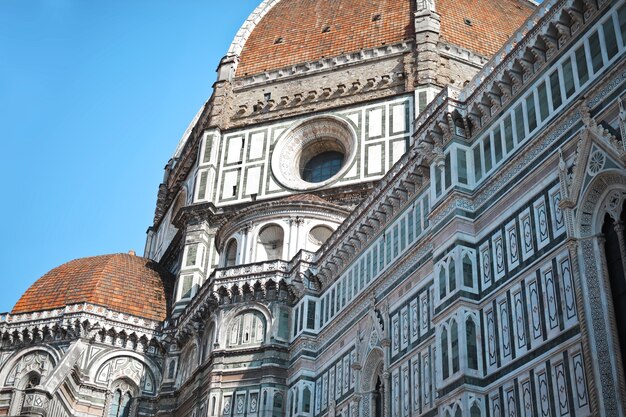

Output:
xmin=466 ymin=317 xmax=479 ymax=370
xmin=439 ymin=266 xmax=447 ymax=299
xmin=462 ymin=252 xmax=474 ymax=287
xmin=441 ymin=326 xmax=449 ymax=379
xmin=451 ymin=320 xmax=459 ymax=374
xmin=448 ymin=258 xmax=456 ymax=292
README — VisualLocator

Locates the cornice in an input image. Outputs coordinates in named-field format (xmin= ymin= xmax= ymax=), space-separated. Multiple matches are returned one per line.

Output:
xmin=0 ymin=303 xmax=164 ymax=353
xmin=232 ymin=41 xmax=413 ymax=91
xmin=413 ymin=0 xmax=612 ymax=152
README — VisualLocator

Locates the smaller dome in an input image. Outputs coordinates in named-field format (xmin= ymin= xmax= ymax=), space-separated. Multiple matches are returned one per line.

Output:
xmin=13 ymin=253 xmax=174 ymax=321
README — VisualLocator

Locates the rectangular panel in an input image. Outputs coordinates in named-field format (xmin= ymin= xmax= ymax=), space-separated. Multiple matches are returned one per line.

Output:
xmin=391 ymin=138 xmax=407 ymax=165
xmin=519 ymin=208 xmax=535 ymax=261
xmin=221 ymin=169 xmax=240 ymax=200
xmin=542 ymin=266 xmax=561 ymax=333
xmin=411 ymin=355 xmax=421 ymax=413
xmin=549 ymin=185 xmax=566 ymax=237
xmin=480 ymin=241 xmax=493 ymax=288
xmin=492 ymin=230 xmax=506 ymax=281
xmin=244 ymin=165 xmax=262 ymax=196
xmin=498 ymin=298 xmax=512 ymax=361
xmin=247 ymin=131 xmax=266 ymax=161
xmin=534 ymin=196 xmax=551 ymax=250
xmin=485 ymin=307 xmax=498 ymax=370
xmin=558 ymin=253 xmax=577 ymax=326
xmin=410 ymin=299 xmax=419 ymax=343
xmin=366 ymin=143 xmax=384 ymax=176
xmin=506 ymin=219 xmax=521 ymax=270
xmin=512 ymin=287 xmax=528 ymax=353
xmin=335 ymin=362 xmax=343 ymax=400
xmin=367 ymin=107 xmax=385 ymax=139
xmin=225 ymin=135 xmax=244 ymax=165
xmin=527 ymin=278 xmax=544 ymax=342
xmin=392 ymin=313 xmax=400 ymax=356
xmin=401 ymin=364 xmax=410 ymax=417
xmin=552 ymin=360 xmax=571 ymax=416
xmin=392 ymin=369 xmax=400 ymax=417
xmin=391 ymin=102 xmax=408 ymax=135
xmin=401 ymin=306 xmax=409 ymax=350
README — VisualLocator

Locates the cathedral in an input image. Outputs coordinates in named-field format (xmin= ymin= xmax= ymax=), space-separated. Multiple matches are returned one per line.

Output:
xmin=2 ymin=0 xmax=626 ymax=416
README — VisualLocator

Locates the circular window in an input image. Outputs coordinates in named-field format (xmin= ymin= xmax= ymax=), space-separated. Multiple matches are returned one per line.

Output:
xmin=302 ymin=151 xmax=344 ymax=183
xmin=271 ymin=116 xmax=356 ymax=191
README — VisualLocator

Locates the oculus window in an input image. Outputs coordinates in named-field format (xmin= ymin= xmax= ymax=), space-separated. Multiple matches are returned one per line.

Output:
xmin=271 ymin=116 xmax=356 ymax=191
xmin=301 ymin=151 xmax=344 ymax=183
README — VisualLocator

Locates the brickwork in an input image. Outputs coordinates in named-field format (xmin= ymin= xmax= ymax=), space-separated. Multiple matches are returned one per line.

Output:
xmin=236 ymin=0 xmax=415 ymax=77
xmin=235 ymin=0 xmax=534 ymax=78
xmin=12 ymin=253 xmax=173 ymax=321
xmin=437 ymin=0 xmax=535 ymax=57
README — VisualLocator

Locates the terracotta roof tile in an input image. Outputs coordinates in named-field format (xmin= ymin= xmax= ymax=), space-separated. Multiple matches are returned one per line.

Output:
xmin=236 ymin=0 xmax=415 ymax=77
xmin=235 ymin=0 xmax=535 ymax=77
xmin=437 ymin=0 xmax=535 ymax=57
xmin=12 ymin=253 xmax=174 ymax=321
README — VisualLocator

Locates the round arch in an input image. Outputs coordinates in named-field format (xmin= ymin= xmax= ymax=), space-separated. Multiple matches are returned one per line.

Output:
xmin=87 ymin=349 xmax=162 ymax=393
xmin=217 ymin=303 xmax=274 ymax=347
xmin=223 ymin=237 xmax=239 ymax=267
xmin=0 ymin=345 xmax=61 ymax=387
xmin=254 ymin=223 xmax=286 ymax=262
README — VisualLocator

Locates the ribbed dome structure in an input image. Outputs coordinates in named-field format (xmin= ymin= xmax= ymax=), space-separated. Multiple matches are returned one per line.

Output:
xmin=12 ymin=253 xmax=174 ymax=321
xmin=235 ymin=0 xmax=535 ymax=77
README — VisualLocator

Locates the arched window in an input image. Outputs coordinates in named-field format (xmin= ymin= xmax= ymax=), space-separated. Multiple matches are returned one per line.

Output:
xmin=439 ymin=268 xmax=447 ymax=299
xmin=302 ymin=387 xmax=311 ymax=413
xmin=273 ymin=393 xmax=284 ymax=417
xmin=454 ymin=407 xmax=462 ymax=417
xmin=602 ymin=208 xmax=626 ymax=378
xmin=470 ymin=403 xmax=482 ymax=417
xmin=441 ymin=328 xmax=449 ymax=379
xmin=466 ymin=318 xmax=479 ymax=370
xmin=228 ymin=311 xmax=266 ymax=347
xmin=108 ymin=390 xmax=132 ymax=417
xmin=167 ymin=361 xmax=176 ymax=379
xmin=448 ymin=260 xmax=456 ymax=292
xmin=463 ymin=254 xmax=473 ymax=287
xmin=451 ymin=320 xmax=459 ymax=374
xmin=225 ymin=239 xmax=238 ymax=267
xmin=307 ymin=225 xmax=334 ymax=252
xmin=257 ymin=224 xmax=284 ymax=261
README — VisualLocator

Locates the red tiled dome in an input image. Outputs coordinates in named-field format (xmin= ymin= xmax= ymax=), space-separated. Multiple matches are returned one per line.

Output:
xmin=12 ymin=253 xmax=173 ymax=321
xmin=236 ymin=0 xmax=415 ymax=77
xmin=235 ymin=0 xmax=535 ymax=77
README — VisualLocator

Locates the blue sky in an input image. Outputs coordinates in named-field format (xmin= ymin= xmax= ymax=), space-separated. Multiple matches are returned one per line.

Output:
xmin=0 ymin=0 xmax=260 ymax=313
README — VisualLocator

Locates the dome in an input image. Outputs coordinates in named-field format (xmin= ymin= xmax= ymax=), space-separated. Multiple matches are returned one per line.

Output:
xmin=233 ymin=0 xmax=535 ymax=77
xmin=12 ymin=253 xmax=174 ymax=321
xmin=235 ymin=0 xmax=415 ymax=77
